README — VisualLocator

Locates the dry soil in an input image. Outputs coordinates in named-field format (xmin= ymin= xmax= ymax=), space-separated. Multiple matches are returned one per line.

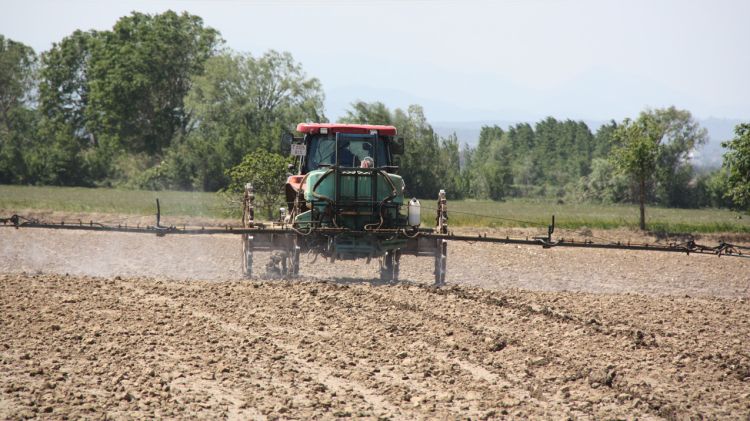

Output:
xmin=1 ymin=226 xmax=749 ymax=419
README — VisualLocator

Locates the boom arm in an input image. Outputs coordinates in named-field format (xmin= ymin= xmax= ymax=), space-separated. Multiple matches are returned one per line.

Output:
xmin=2 ymin=211 xmax=747 ymax=259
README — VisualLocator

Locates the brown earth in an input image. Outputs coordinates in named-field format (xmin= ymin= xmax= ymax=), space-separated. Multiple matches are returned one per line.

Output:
xmin=1 ymin=226 xmax=750 ymax=419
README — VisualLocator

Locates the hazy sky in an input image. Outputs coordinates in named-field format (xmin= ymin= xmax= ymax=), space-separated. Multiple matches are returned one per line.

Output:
xmin=3 ymin=0 xmax=749 ymax=122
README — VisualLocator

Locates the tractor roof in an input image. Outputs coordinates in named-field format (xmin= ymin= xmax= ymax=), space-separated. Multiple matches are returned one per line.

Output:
xmin=296 ymin=123 xmax=397 ymax=136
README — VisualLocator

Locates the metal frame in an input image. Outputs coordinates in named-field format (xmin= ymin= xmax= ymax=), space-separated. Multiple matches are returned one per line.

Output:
xmin=3 ymin=193 xmax=747 ymax=285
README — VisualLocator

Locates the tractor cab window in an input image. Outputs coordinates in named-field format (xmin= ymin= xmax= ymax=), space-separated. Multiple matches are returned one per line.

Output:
xmin=305 ymin=134 xmax=390 ymax=172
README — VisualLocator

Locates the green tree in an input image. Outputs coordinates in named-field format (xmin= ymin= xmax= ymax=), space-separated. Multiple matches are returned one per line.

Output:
xmin=438 ymin=133 xmax=464 ymax=199
xmin=0 ymin=35 xmax=37 ymax=183
xmin=691 ymin=168 xmax=732 ymax=209
xmin=646 ymin=107 xmax=707 ymax=206
xmin=38 ymin=30 xmax=95 ymax=144
xmin=483 ymin=136 xmax=514 ymax=200
xmin=464 ymin=118 xmax=598 ymax=199
xmin=340 ymin=101 xmax=392 ymax=125
xmin=578 ymin=110 xmax=705 ymax=209
xmin=170 ymin=50 xmax=325 ymax=191
xmin=392 ymin=105 xmax=444 ymax=198
xmin=34 ymin=30 xmax=98 ymax=185
xmin=576 ymin=158 xmax=629 ymax=203
xmin=86 ymin=11 xmax=221 ymax=155
xmin=506 ymin=123 xmax=538 ymax=194
xmin=35 ymin=11 xmax=221 ymax=185
xmin=531 ymin=118 xmax=595 ymax=196
xmin=466 ymin=126 xmax=512 ymax=199
xmin=721 ymin=123 xmax=750 ymax=211
xmin=0 ymin=35 xmax=36 ymax=131
xmin=186 ymin=50 xmax=325 ymax=150
xmin=611 ymin=116 xmax=660 ymax=230
xmin=593 ymin=120 xmax=617 ymax=158
xmin=225 ymin=150 xmax=293 ymax=219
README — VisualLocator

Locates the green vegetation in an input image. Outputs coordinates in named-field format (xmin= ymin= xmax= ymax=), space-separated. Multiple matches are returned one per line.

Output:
xmin=2 ymin=185 xmax=748 ymax=233
xmin=224 ymin=150 xmax=293 ymax=219
xmin=0 ymin=12 xmax=323 ymax=191
xmin=610 ymin=116 xmax=661 ymax=230
xmin=0 ymin=10 xmax=748 ymax=229
xmin=465 ymin=119 xmax=603 ymax=201
xmin=435 ymin=199 xmax=750 ymax=233
xmin=609 ymin=108 xmax=708 ymax=229
xmin=722 ymin=123 xmax=750 ymax=210
xmin=0 ymin=185 xmax=224 ymax=218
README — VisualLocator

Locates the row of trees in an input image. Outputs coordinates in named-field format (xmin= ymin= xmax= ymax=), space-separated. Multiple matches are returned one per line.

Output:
xmin=459 ymin=108 xmax=715 ymax=206
xmin=464 ymin=118 xmax=609 ymax=200
xmin=315 ymin=100 xmax=749 ymax=219
xmin=0 ymin=11 xmax=324 ymax=190
xmin=1 ymin=10 xmax=749 ymax=216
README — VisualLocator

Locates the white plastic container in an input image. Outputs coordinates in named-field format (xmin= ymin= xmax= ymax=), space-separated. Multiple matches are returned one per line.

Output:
xmin=408 ymin=198 xmax=421 ymax=227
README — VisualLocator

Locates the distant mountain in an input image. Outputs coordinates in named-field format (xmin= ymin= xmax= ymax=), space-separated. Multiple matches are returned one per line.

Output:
xmin=431 ymin=118 xmax=743 ymax=169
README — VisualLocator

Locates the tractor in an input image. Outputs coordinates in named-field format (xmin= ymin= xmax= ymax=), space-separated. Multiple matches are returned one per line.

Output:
xmin=240 ymin=123 xmax=448 ymax=284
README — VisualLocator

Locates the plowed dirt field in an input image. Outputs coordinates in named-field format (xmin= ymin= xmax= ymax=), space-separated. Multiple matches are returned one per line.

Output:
xmin=1 ymin=227 xmax=749 ymax=419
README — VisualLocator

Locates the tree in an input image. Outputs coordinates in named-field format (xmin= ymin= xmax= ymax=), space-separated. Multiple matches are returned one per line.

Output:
xmin=0 ymin=35 xmax=37 ymax=183
xmin=483 ymin=136 xmax=514 ymax=200
xmin=0 ymin=35 xmax=37 ymax=131
xmin=38 ymin=30 xmax=95 ymax=144
xmin=505 ymin=123 xmax=538 ymax=194
xmin=611 ymin=116 xmax=660 ymax=230
xmin=86 ymin=11 xmax=221 ymax=155
xmin=466 ymin=126 xmax=512 ymax=199
xmin=646 ymin=107 xmax=707 ymax=206
xmin=35 ymin=30 xmax=99 ymax=185
xmin=609 ymin=107 xmax=708 ymax=228
xmin=593 ymin=120 xmax=617 ymax=158
xmin=392 ymin=105 xmax=444 ymax=198
xmin=340 ymin=101 xmax=392 ymax=125
xmin=171 ymin=50 xmax=325 ymax=191
xmin=186 ymin=50 xmax=325 ymax=150
xmin=438 ymin=133 xmax=464 ymax=199
xmin=225 ymin=150 xmax=293 ymax=219
xmin=35 ymin=11 xmax=221 ymax=185
xmin=576 ymin=158 xmax=629 ymax=203
xmin=721 ymin=123 xmax=750 ymax=211
xmin=463 ymin=118 xmax=598 ymax=200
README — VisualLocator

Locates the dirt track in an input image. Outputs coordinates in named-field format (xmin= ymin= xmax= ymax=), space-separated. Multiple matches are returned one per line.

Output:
xmin=1 ymin=227 xmax=750 ymax=419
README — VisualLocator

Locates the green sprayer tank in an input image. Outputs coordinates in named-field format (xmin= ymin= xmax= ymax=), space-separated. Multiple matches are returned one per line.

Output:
xmin=284 ymin=123 xmax=413 ymax=259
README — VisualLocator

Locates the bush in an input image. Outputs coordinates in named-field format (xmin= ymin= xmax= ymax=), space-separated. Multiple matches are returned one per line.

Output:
xmin=223 ymin=150 xmax=293 ymax=219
